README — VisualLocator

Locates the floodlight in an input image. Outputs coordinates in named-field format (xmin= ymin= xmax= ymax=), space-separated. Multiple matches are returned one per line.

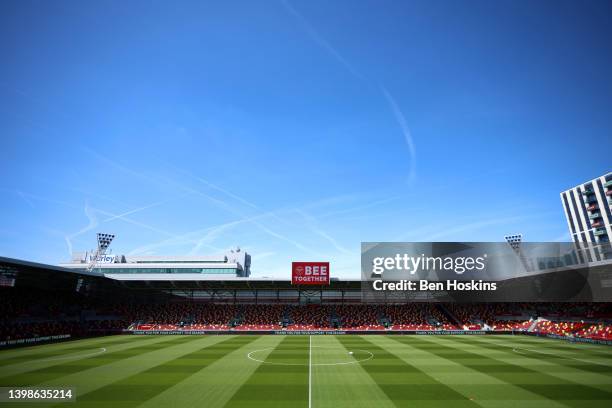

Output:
xmin=87 ymin=232 xmax=116 ymax=273
xmin=504 ymin=234 xmax=522 ymax=252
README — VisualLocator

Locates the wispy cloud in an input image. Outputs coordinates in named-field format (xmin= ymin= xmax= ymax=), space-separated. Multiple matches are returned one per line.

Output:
xmin=173 ymin=182 xmax=319 ymax=254
xmin=174 ymin=167 xmax=260 ymax=210
xmin=61 ymin=194 xmax=191 ymax=253
xmin=176 ymin=167 xmax=360 ymax=256
xmin=419 ymin=216 xmax=528 ymax=241
xmin=187 ymin=217 xmax=260 ymax=255
xmin=381 ymin=87 xmax=417 ymax=183
xmin=295 ymin=209 xmax=351 ymax=255
xmin=57 ymin=185 xmax=132 ymax=208
xmin=64 ymin=202 xmax=98 ymax=255
xmin=161 ymin=166 xmax=321 ymax=254
xmin=123 ymin=200 xmax=310 ymax=256
xmin=83 ymin=147 xmax=149 ymax=182
xmin=280 ymin=0 xmax=365 ymax=80
xmin=86 ymin=150 xmax=233 ymax=212
xmin=318 ymin=196 xmax=399 ymax=219
xmin=101 ymin=195 xmax=189 ymax=223
xmin=8 ymin=186 xmax=201 ymax=257
xmin=128 ymin=231 xmax=216 ymax=256
xmin=251 ymin=217 xmax=319 ymax=255
xmin=279 ymin=1 xmax=417 ymax=183
xmin=17 ymin=191 xmax=36 ymax=209
xmin=11 ymin=191 xmax=77 ymax=210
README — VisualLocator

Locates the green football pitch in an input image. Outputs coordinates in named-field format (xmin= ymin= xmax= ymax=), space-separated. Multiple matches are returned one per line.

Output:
xmin=1 ymin=334 xmax=611 ymax=407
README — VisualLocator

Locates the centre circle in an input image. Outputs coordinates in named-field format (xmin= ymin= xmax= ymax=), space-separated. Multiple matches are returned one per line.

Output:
xmin=246 ymin=345 xmax=374 ymax=366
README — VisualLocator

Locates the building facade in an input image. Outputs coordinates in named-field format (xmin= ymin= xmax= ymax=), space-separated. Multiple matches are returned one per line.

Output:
xmin=560 ymin=172 xmax=612 ymax=262
xmin=60 ymin=248 xmax=251 ymax=279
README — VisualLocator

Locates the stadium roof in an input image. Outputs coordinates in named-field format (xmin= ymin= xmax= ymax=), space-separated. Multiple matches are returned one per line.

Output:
xmin=0 ymin=256 xmax=99 ymax=276
xmin=3 ymin=255 xmax=612 ymax=301
xmin=0 ymin=256 xmax=107 ymax=290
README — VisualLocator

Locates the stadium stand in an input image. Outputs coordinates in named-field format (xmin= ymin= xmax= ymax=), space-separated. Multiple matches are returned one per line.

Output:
xmin=2 ymin=286 xmax=611 ymax=342
xmin=575 ymin=323 xmax=612 ymax=340
xmin=532 ymin=320 xmax=586 ymax=336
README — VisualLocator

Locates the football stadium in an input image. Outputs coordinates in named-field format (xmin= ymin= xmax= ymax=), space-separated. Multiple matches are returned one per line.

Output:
xmin=1 ymin=240 xmax=612 ymax=407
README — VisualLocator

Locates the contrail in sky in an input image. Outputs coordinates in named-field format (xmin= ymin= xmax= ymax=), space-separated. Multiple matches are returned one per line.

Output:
xmin=280 ymin=0 xmax=417 ymax=182
xmin=381 ymin=86 xmax=417 ymax=183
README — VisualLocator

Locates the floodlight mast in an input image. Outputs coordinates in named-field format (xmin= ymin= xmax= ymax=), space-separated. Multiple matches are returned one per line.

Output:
xmin=87 ymin=233 xmax=115 ymax=273
xmin=504 ymin=234 xmax=522 ymax=252
xmin=504 ymin=234 xmax=530 ymax=271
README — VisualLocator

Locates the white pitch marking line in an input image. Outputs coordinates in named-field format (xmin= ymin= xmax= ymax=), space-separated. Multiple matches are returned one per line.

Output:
xmin=309 ymin=335 xmax=312 ymax=408
xmin=246 ymin=347 xmax=373 ymax=366
xmin=32 ymin=347 xmax=107 ymax=363
xmin=511 ymin=346 xmax=612 ymax=367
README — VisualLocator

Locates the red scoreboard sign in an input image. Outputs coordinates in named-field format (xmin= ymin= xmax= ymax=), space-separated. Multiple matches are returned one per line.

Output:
xmin=291 ymin=262 xmax=330 ymax=285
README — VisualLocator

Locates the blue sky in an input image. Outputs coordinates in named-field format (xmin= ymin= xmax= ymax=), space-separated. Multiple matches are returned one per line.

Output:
xmin=1 ymin=0 xmax=611 ymax=277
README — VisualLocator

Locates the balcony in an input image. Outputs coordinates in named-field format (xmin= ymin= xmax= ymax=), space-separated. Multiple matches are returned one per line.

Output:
xmin=594 ymin=228 xmax=608 ymax=236
xmin=587 ymin=204 xmax=599 ymax=211
xmin=582 ymin=189 xmax=595 ymax=195
xmin=592 ymin=221 xmax=603 ymax=228
xmin=585 ymin=196 xmax=598 ymax=204
xmin=605 ymin=180 xmax=612 ymax=188
xmin=607 ymin=190 xmax=612 ymax=196
xmin=589 ymin=212 xmax=601 ymax=219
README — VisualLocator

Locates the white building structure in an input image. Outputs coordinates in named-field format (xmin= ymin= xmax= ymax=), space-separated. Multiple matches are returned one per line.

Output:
xmin=60 ymin=248 xmax=251 ymax=279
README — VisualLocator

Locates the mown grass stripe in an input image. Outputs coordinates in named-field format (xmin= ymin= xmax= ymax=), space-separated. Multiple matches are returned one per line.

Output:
xmin=137 ymin=335 xmax=283 ymax=408
xmin=337 ymin=336 xmax=478 ymax=406
xmin=0 ymin=335 xmax=177 ymax=381
xmin=470 ymin=335 xmax=612 ymax=360
xmin=223 ymin=335 xmax=309 ymax=408
xmin=473 ymin=335 xmax=612 ymax=362
xmin=0 ymin=336 xmax=139 ymax=367
xmin=383 ymin=336 xmax=567 ymax=407
xmin=0 ymin=335 xmax=196 ymax=386
xmin=452 ymin=336 xmax=612 ymax=377
xmin=73 ymin=335 xmax=259 ymax=408
xmin=314 ymin=335 xmax=395 ymax=408
xmin=402 ymin=336 xmax=612 ymax=407
xmin=39 ymin=335 xmax=231 ymax=404
xmin=0 ymin=335 xmax=137 ymax=359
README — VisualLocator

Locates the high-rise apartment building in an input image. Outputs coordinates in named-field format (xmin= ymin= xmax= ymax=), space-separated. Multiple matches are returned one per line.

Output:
xmin=560 ymin=172 xmax=612 ymax=262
